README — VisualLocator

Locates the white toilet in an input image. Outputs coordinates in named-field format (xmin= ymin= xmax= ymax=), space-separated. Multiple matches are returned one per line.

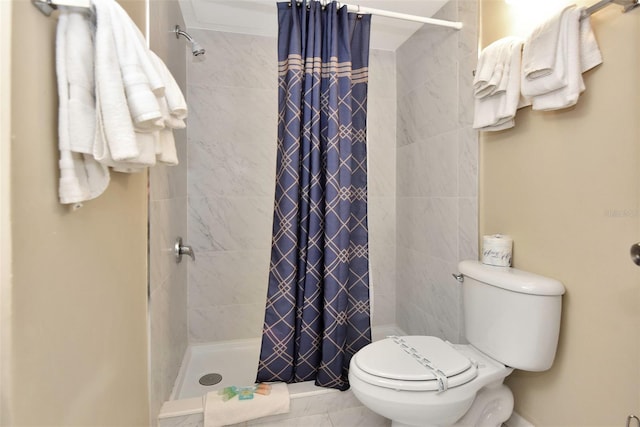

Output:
xmin=349 ymin=260 xmax=565 ymax=427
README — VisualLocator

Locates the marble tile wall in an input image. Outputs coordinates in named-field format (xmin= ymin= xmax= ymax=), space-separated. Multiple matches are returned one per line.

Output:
xmin=148 ymin=0 xmax=190 ymax=423
xmin=186 ymin=30 xmax=277 ymax=343
xmin=368 ymin=50 xmax=397 ymax=327
xmin=186 ymin=30 xmax=397 ymax=343
xmin=395 ymin=0 xmax=478 ymax=343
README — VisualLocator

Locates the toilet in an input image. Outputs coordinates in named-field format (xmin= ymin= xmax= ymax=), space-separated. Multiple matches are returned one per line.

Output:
xmin=348 ymin=260 xmax=565 ymax=427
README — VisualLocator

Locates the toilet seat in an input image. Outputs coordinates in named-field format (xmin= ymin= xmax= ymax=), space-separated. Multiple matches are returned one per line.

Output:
xmin=351 ymin=336 xmax=478 ymax=391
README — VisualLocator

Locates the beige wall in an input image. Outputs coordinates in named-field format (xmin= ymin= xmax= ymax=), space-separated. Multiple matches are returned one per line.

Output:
xmin=480 ymin=1 xmax=640 ymax=425
xmin=0 ymin=0 xmax=12 ymax=424
xmin=6 ymin=1 xmax=149 ymax=425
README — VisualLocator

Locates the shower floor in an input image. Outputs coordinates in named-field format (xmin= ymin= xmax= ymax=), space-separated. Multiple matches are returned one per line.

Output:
xmin=171 ymin=337 xmax=338 ymax=402
xmin=159 ymin=326 xmax=403 ymax=425
xmin=171 ymin=325 xmax=403 ymax=401
xmin=173 ymin=338 xmax=261 ymax=400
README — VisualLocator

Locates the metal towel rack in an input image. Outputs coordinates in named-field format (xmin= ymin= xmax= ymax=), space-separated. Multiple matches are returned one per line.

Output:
xmin=32 ymin=0 xmax=90 ymax=17
xmin=582 ymin=0 xmax=640 ymax=18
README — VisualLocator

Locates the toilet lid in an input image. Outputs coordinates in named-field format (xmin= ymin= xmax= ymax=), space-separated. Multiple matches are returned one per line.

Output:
xmin=352 ymin=336 xmax=477 ymax=391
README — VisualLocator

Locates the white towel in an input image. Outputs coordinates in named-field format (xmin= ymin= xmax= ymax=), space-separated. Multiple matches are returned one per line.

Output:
xmin=203 ymin=383 xmax=290 ymax=427
xmin=154 ymin=98 xmax=180 ymax=165
xmin=531 ymin=8 xmax=584 ymax=111
xmin=56 ymin=0 xmax=187 ymax=205
xmin=92 ymin=0 xmax=140 ymax=163
xmin=150 ymin=51 xmax=188 ymax=121
xmin=521 ymin=5 xmax=576 ymax=97
xmin=107 ymin=1 xmax=163 ymax=131
xmin=579 ymin=14 xmax=603 ymax=73
xmin=473 ymin=46 xmax=494 ymax=97
xmin=112 ymin=2 xmax=166 ymax=96
xmin=473 ymin=37 xmax=516 ymax=99
xmin=92 ymin=0 xmax=185 ymax=169
xmin=528 ymin=7 xmax=602 ymax=111
xmin=56 ymin=8 xmax=110 ymax=205
xmin=473 ymin=37 xmax=525 ymax=131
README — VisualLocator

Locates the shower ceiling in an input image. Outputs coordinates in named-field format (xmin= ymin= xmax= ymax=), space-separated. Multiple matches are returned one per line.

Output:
xmin=178 ymin=0 xmax=449 ymax=51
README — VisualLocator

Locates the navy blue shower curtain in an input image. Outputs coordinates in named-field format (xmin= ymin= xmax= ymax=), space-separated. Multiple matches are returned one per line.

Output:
xmin=256 ymin=0 xmax=372 ymax=391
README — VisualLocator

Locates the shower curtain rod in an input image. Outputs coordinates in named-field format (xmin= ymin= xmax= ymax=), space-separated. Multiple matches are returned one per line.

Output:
xmin=290 ymin=1 xmax=463 ymax=30
xmin=341 ymin=3 xmax=463 ymax=30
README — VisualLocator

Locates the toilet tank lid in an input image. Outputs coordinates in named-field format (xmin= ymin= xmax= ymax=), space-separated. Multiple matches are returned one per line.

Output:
xmin=458 ymin=260 xmax=565 ymax=296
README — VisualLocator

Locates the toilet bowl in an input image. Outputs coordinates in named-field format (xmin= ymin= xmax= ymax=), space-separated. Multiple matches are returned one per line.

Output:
xmin=349 ymin=260 xmax=565 ymax=427
xmin=348 ymin=336 xmax=513 ymax=426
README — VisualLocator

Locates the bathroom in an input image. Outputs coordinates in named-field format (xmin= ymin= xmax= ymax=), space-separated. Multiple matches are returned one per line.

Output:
xmin=1 ymin=0 xmax=638 ymax=426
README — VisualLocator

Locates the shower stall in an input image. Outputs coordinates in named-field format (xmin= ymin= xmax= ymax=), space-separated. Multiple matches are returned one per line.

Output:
xmin=148 ymin=0 xmax=479 ymax=424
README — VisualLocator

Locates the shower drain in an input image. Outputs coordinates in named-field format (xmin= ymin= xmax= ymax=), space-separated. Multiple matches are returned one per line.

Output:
xmin=199 ymin=373 xmax=223 ymax=386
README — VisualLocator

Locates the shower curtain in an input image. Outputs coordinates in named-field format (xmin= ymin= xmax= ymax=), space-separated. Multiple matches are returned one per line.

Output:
xmin=256 ymin=0 xmax=372 ymax=391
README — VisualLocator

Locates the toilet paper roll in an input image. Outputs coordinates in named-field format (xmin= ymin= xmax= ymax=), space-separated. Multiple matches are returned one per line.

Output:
xmin=482 ymin=234 xmax=513 ymax=267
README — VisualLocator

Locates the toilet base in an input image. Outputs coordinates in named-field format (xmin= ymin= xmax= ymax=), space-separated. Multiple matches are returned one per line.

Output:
xmin=453 ymin=384 xmax=514 ymax=427
xmin=385 ymin=384 xmax=513 ymax=427
xmin=391 ymin=422 xmax=437 ymax=427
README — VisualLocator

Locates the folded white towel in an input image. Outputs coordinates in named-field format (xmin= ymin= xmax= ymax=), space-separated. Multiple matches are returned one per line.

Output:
xmin=531 ymin=8 xmax=584 ymax=111
xmin=473 ymin=37 xmax=525 ymax=131
xmin=56 ymin=0 xmax=187 ymax=205
xmin=473 ymin=37 xmax=517 ymax=99
xmin=92 ymin=0 xmax=140 ymax=163
xmin=154 ymin=98 xmax=180 ymax=165
xmin=56 ymin=8 xmax=110 ymax=205
xmin=150 ymin=51 xmax=188 ymax=121
xmin=112 ymin=2 xmax=165 ymax=96
xmin=109 ymin=132 xmax=158 ymax=173
xmin=107 ymin=0 xmax=163 ymax=130
xmin=579 ymin=14 xmax=603 ymax=73
xmin=92 ymin=0 xmax=185 ymax=169
xmin=155 ymin=129 xmax=179 ymax=166
xmin=521 ymin=5 xmax=576 ymax=97
xmin=65 ymin=12 xmax=96 ymax=155
xmin=204 ymin=383 xmax=290 ymax=427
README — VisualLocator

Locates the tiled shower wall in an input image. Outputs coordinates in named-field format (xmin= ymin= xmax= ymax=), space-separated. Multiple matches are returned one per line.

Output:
xmin=395 ymin=0 xmax=479 ymax=343
xmin=148 ymin=0 xmax=189 ymax=422
xmin=186 ymin=30 xmax=397 ymax=343
xmin=186 ymin=30 xmax=277 ymax=343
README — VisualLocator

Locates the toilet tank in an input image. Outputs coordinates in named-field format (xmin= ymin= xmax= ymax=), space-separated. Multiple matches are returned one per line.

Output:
xmin=459 ymin=260 xmax=565 ymax=372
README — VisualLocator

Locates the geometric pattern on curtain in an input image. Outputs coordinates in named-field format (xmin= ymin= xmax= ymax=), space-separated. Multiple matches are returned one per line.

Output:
xmin=256 ymin=0 xmax=372 ymax=391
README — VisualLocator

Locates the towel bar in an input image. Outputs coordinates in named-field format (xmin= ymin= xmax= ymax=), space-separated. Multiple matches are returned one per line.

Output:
xmin=582 ymin=0 xmax=640 ymax=19
xmin=32 ymin=0 xmax=90 ymax=16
